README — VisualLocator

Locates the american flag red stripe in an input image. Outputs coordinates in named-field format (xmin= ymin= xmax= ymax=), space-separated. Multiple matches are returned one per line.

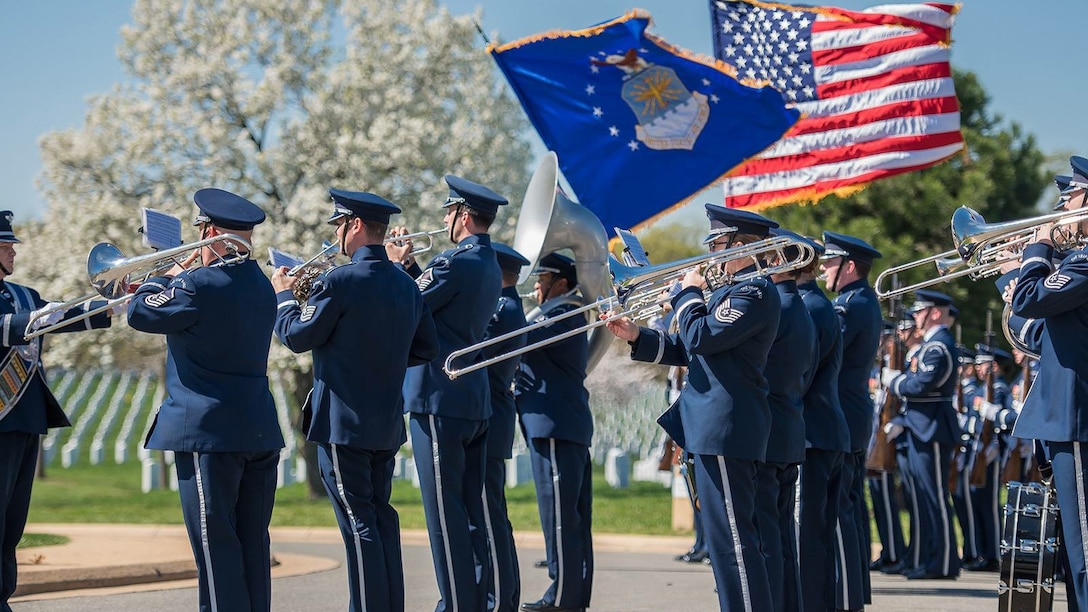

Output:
xmin=711 ymin=1 xmax=964 ymax=209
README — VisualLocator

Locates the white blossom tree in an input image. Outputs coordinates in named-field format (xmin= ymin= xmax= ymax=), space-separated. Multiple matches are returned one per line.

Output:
xmin=24 ymin=0 xmax=533 ymax=493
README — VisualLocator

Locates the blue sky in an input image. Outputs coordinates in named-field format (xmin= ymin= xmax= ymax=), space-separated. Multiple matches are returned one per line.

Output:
xmin=1 ymin=1 xmax=1084 ymax=223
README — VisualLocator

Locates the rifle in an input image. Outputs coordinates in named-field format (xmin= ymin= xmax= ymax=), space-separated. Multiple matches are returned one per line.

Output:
xmin=969 ymin=311 xmax=996 ymax=487
xmin=949 ymin=322 xmax=967 ymax=493
xmin=866 ymin=275 xmax=901 ymax=475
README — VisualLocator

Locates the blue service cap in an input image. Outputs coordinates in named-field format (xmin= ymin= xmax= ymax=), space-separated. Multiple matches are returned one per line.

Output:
xmin=492 ymin=243 xmax=530 ymax=275
xmin=906 ymin=289 xmax=954 ymax=313
xmin=770 ymin=228 xmax=825 ymax=257
xmin=531 ymin=252 xmax=577 ymax=286
xmin=326 ymin=189 xmax=401 ymax=225
xmin=821 ymin=230 xmax=882 ymax=263
xmin=192 ymin=188 xmax=266 ymax=231
xmin=1054 ymin=174 xmax=1074 ymax=210
xmin=958 ymin=346 xmax=977 ymax=365
xmin=1062 ymin=156 xmax=1088 ymax=195
xmin=975 ymin=343 xmax=1013 ymax=365
xmin=442 ymin=175 xmax=508 ymax=215
xmin=703 ymin=204 xmax=779 ymax=243
xmin=0 ymin=211 xmax=20 ymax=243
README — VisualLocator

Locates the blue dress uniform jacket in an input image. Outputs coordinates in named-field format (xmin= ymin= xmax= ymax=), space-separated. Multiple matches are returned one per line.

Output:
xmin=0 ymin=282 xmax=111 ymax=434
xmin=798 ymin=280 xmax=850 ymax=452
xmin=484 ymin=286 xmax=528 ymax=459
xmin=1011 ymin=243 xmax=1088 ymax=442
xmin=891 ymin=325 xmax=960 ymax=445
xmin=128 ymin=260 xmax=284 ymax=452
xmin=764 ymin=279 xmax=815 ymax=464
xmin=631 ymin=272 xmax=780 ymax=461
xmin=834 ymin=278 xmax=884 ymax=452
xmin=403 ymin=234 xmax=501 ymax=420
xmin=274 ymin=245 xmax=438 ymax=450
xmin=515 ymin=300 xmax=591 ymax=446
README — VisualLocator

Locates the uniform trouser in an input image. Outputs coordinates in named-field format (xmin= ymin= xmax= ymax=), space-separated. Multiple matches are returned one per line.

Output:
xmin=799 ymin=448 xmax=843 ymax=612
xmin=528 ymin=438 xmax=593 ymax=610
xmin=868 ymin=467 xmax=905 ymax=566
xmin=696 ymin=455 xmax=772 ymax=612
xmin=0 ymin=432 xmax=38 ymax=612
xmin=755 ymin=461 xmax=800 ymax=612
xmin=683 ymin=452 xmax=707 ymax=556
xmin=969 ymin=455 xmax=1001 ymax=563
xmin=410 ymin=413 xmax=489 ymax=612
xmin=173 ymin=450 xmax=280 ymax=612
xmin=317 ymin=444 xmax=403 ymax=612
xmin=1046 ymin=441 xmax=1088 ymax=610
xmin=905 ymin=434 xmax=960 ymax=577
xmin=896 ymin=442 xmax=919 ymax=570
xmin=483 ymin=456 xmax=520 ymax=612
xmin=834 ymin=450 xmax=867 ymax=610
xmin=950 ymin=447 xmax=979 ymax=561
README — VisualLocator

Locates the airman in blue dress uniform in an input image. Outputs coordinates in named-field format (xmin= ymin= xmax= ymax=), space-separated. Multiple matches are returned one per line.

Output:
xmin=482 ymin=243 xmax=530 ymax=612
xmin=786 ymin=231 xmax=852 ymax=612
xmin=882 ymin=289 xmax=961 ymax=580
xmin=388 ymin=175 xmax=505 ymax=612
xmin=1006 ymin=155 xmax=1088 ymax=608
xmin=759 ymin=228 xmax=816 ymax=612
xmin=949 ymin=346 xmax=980 ymax=569
xmin=820 ymin=230 xmax=883 ymax=608
xmin=868 ymin=321 xmax=908 ymax=574
xmin=965 ymin=344 xmax=1011 ymax=573
xmin=516 ymin=252 xmax=593 ymax=612
xmin=606 ymin=205 xmax=782 ymax=612
xmin=127 ymin=189 xmax=284 ymax=612
xmin=272 ymin=189 xmax=439 ymax=612
xmin=0 ymin=211 xmax=113 ymax=612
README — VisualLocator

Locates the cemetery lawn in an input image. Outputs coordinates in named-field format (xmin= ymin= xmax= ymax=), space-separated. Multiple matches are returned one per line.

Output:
xmin=28 ymin=462 xmax=678 ymax=536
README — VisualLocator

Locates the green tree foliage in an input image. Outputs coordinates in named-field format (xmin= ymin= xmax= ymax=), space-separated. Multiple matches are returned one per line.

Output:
xmin=762 ymin=69 xmax=1049 ymax=348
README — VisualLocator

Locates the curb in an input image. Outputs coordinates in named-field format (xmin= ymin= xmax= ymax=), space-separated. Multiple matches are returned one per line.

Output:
xmin=14 ymin=559 xmax=198 ymax=597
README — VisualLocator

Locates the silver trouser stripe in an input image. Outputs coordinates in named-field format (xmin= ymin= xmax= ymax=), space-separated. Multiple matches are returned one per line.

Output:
xmin=962 ymin=459 xmax=976 ymax=557
xmin=331 ymin=444 xmax=367 ymax=611
xmin=934 ymin=442 xmax=951 ymax=576
xmin=881 ymin=471 xmax=897 ymax=562
xmin=429 ymin=415 xmax=459 ymax=612
xmin=550 ymin=439 xmax=565 ymax=604
xmin=718 ymin=456 xmax=753 ymax=612
xmin=992 ymin=460 xmax=1001 ymax=560
xmin=193 ymin=453 xmax=218 ymax=612
xmin=835 ymin=521 xmax=850 ymax=607
xmin=481 ymin=478 xmax=500 ymax=608
xmin=1075 ymin=442 xmax=1088 ymax=576
xmin=909 ymin=470 xmax=921 ymax=569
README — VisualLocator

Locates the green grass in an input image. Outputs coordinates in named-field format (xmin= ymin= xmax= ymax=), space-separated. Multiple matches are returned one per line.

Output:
xmin=29 ymin=461 xmax=676 ymax=535
xmin=17 ymin=533 xmax=69 ymax=549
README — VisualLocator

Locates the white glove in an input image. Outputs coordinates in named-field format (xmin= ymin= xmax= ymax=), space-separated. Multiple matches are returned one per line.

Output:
xmin=27 ymin=303 xmax=65 ymax=332
xmin=880 ymin=367 xmax=901 ymax=389
xmin=977 ymin=400 xmax=1000 ymax=422
xmin=883 ymin=421 xmax=904 ymax=440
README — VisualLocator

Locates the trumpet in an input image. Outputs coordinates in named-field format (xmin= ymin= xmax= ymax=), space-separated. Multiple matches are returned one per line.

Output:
xmin=441 ymin=234 xmax=815 ymax=380
xmin=25 ymin=234 xmax=251 ymax=340
xmin=384 ymin=228 xmax=447 ymax=256
xmin=287 ymin=241 xmax=337 ymax=277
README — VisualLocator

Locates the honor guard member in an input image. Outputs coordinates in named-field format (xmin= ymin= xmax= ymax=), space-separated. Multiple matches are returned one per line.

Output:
xmin=788 ymin=231 xmax=852 ymax=612
xmin=0 ymin=211 xmax=114 ymax=611
xmin=759 ymin=229 xmax=816 ymax=612
xmin=272 ymin=190 xmax=439 ymax=612
xmin=481 ymin=243 xmax=530 ymax=612
xmin=881 ymin=289 xmax=961 ymax=580
xmin=885 ymin=317 xmax=923 ymax=576
xmin=1007 ymin=154 xmax=1088 ymax=607
xmin=515 ymin=252 xmax=594 ymax=612
xmin=388 ymin=175 xmax=505 ymax=612
xmin=965 ymin=345 xmax=1011 ymax=573
xmin=868 ymin=322 xmax=907 ymax=574
xmin=820 ymin=230 xmax=883 ymax=608
xmin=949 ymin=346 xmax=980 ymax=571
xmin=606 ymin=205 xmax=782 ymax=612
xmin=127 ymin=189 xmax=284 ymax=612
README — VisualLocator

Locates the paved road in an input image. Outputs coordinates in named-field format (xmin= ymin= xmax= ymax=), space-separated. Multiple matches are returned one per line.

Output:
xmin=12 ymin=540 xmax=1065 ymax=611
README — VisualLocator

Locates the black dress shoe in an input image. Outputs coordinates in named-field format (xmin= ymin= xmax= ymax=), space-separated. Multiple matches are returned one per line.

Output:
xmin=869 ymin=559 xmax=891 ymax=571
xmin=880 ymin=561 xmax=909 ymax=575
xmin=676 ymin=551 xmax=709 ymax=563
xmin=520 ymin=599 xmax=585 ymax=612
xmin=905 ymin=568 xmax=958 ymax=580
xmin=534 ymin=559 xmax=548 ymax=569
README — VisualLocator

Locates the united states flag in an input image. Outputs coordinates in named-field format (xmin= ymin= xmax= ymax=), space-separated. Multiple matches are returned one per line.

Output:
xmin=710 ymin=1 xmax=964 ymax=209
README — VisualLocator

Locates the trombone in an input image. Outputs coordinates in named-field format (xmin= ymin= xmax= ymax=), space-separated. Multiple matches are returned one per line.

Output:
xmin=384 ymin=228 xmax=447 ymax=256
xmin=25 ymin=234 xmax=251 ymax=340
xmin=441 ymin=234 xmax=815 ymax=380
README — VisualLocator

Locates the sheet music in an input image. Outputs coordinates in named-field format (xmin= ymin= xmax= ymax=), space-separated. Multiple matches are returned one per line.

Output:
xmin=141 ymin=208 xmax=183 ymax=250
